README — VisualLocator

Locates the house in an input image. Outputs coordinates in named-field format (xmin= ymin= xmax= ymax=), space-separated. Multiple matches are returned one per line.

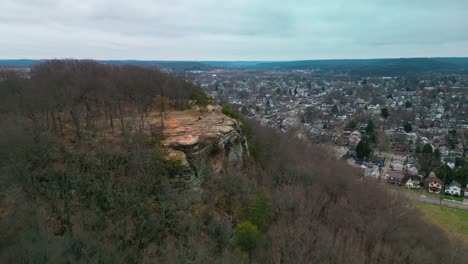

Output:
xmin=387 ymin=171 xmax=405 ymax=185
xmin=364 ymin=165 xmax=380 ymax=178
xmin=349 ymin=130 xmax=361 ymax=144
xmin=406 ymin=165 xmax=418 ymax=175
xmin=391 ymin=162 xmax=404 ymax=171
xmin=404 ymin=175 xmax=421 ymax=189
xmin=425 ymin=175 xmax=442 ymax=194
xmin=392 ymin=153 xmax=407 ymax=163
xmin=444 ymin=181 xmax=462 ymax=196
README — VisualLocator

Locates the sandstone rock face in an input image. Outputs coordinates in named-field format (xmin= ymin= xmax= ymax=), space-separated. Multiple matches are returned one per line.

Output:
xmin=161 ymin=109 xmax=248 ymax=190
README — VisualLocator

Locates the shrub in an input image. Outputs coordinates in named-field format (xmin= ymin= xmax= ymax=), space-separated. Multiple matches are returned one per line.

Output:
xmin=132 ymin=132 xmax=152 ymax=145
xmin=221 ymin=106 xmax=241 ymax=120
xmin=236 ymin=221 xmax=260 ymax=252
xmin=248 ymin=192 xmax=272 ymax=231
xmin=221 ymin=106 xmax=252 ymax=155
xmin=346 ymin=119 xmax=357 ymax=130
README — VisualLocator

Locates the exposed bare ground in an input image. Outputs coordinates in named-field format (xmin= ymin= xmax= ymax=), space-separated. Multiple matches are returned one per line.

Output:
xmin=151 ymin=106 xmax=237 ymax=148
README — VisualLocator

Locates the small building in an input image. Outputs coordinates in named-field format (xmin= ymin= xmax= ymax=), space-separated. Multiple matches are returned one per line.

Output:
xmin=349 ymin=130 xmax=361 ymax=144
xmin=406 ymin=165 xmax=418 ymax=175
xmin=404 ymin=175 xmax=421 ymax=189
xmin=364 ymin=165 xmax=380 ymax=178
xmin=387 ymin=171 xmax=405 ymax=185
xmin=444 ymin=181 xmax=462 ymax=196
xmin=392 ymin=153 xmax=407 ymax=163
xmin=391 ymin=162 xmax=404 ymax=172
xmin=425 ymin=175 xmax=442 ymax=194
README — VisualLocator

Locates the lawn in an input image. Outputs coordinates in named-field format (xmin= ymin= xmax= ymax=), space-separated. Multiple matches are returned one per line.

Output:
xmin=389 ymin=185 xmax=465 ymax=202
xmin=415 ymin=202 xmax=468 ymax=246
xmin=442 ymin=194 xmax=464 ymax=202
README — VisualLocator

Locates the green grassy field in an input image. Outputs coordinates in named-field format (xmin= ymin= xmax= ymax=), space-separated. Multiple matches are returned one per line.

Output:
xmin=415 ymin=202 xmax=468 ymax=246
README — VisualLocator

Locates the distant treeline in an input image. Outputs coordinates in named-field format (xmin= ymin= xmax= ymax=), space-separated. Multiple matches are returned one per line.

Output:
xmin=244 ymin=57 xmax=468 ymax=75
xmin=2 ymin=57 xmax=468 ymax=75
xmin=0 ymin=59 xmax=213 ymax=72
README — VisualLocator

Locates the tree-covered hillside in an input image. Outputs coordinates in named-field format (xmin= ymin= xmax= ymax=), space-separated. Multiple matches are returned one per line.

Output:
xmin=0 ymin=60 xmax=466 ymax=263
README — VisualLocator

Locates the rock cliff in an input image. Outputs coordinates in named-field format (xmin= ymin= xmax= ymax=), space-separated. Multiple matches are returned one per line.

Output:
xmin=160 ymin=107 xmax=249 ymax=190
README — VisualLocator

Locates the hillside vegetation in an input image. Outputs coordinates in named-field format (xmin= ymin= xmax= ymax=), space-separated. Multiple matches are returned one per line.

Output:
xmin=0 ymin=60 xmax=467 ymax=263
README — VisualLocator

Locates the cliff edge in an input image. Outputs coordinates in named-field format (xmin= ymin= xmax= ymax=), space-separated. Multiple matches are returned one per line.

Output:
xmin=157 ymin=105 xmax=249 ymax=190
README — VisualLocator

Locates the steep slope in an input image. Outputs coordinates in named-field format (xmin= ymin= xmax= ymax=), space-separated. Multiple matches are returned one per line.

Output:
xmin=160 ymin=107 xmax=249 ymax=190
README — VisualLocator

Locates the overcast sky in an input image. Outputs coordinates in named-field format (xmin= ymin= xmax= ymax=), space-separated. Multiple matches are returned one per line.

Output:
xmin=1 ymin=0 xmax=468 ymax=60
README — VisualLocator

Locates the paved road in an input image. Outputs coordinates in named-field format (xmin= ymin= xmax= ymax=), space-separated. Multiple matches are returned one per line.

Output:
xmin=380 ymin=154 xmax=392 ymax=178
xmin=401 ymin=191 xmax=468 ymax=210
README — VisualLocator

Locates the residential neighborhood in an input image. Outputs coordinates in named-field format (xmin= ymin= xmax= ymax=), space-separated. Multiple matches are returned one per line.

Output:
xmin=190 ymin=69 xmax=468 ymax=204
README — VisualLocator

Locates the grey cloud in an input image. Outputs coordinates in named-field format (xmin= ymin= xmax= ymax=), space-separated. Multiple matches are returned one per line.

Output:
xmin=0 ymin=0 xmax=467 ymax=60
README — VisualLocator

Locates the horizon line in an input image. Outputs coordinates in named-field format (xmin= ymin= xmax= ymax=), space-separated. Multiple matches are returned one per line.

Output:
xmin=1 ymin=56 xmax=468 ymax=63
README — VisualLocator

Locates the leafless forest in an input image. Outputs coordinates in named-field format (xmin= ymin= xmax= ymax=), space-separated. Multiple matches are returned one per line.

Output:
xmin=0 ymin=60 xmax=466 ymax=263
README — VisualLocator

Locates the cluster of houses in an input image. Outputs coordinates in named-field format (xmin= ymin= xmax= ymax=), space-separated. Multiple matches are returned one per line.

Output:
xmin=379 ymin=149 xmax=467 ymax=203
xmin=387 ymin=170 xmax=467 ymax=201
xmin=197 ymin=68 xmax=468 ymax=148
xmin=192 ymin=67 xmax=468 ymax=205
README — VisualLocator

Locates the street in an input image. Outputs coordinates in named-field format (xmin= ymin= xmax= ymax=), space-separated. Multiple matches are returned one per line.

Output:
xmin=401 ymin=191 xmax=468 ymax=210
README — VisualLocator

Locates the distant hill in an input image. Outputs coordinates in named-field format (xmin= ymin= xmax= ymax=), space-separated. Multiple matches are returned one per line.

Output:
xmin=433 ymin=57 xmax=468 ymax=69
xmin=2 ymin=57 xmax=468 ymax=75
xmin=0 ymin=59 xmax=46 ymax=67
xmin=242 ymin=58 xmax=468 ymax=75
xmin=101 ymin=60 xmax=214 ymax=71
xmin=201 ymin=61 xmax=269 ymax=68
xmin=0 ymin=60 xmax=213 ymax=72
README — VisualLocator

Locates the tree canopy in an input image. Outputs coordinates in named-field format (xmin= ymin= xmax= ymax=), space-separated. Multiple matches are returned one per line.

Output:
xmin=356 ymin=136 xmax=372 ymax=160
xmin=346 ymin=119 xmax=357 ymax=130
xmin=381 ymin=108 xmax=389 ymax=119
xmin=416 ymin=143 xmax=441 ymax=178
xmin=403 ymin=122 xmax=412 ymax=133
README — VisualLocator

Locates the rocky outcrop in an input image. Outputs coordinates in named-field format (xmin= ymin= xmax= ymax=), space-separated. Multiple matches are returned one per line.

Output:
xmin=161 ymin=109 xmax=249 ymax=190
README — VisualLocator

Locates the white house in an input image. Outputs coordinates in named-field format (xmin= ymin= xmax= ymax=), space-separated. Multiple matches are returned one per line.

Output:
xmin=392 ymin=154 xmax=407 ymax=163
xmin=364 ymin=165 xmax=380 ymax=178
xmin=405 ymin=176 xmax=421 ymax=189
xmin=349 ymin=130 xmax=361 ymax=144
xmin=445 ymin=181 xmax=462 ymax=196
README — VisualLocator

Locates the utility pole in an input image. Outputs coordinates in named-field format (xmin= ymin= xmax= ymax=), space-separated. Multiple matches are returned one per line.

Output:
xmin=439 ymin=169 xmax=446 ymax=206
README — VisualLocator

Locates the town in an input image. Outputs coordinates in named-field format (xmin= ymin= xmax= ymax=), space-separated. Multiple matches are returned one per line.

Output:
xmin=2 ymin=0 xmax=468 ymax=261
xmin=190 ymin=69 xmax=468 ymax=205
